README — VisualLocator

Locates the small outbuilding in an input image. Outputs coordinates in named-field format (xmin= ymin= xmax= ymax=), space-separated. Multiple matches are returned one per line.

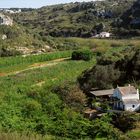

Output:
xmin=99 ymin=32 xmax=111 ymax=38
xmin=90 ymin=89 xmax=114 ymax=99
xmin=92 ymin=32 xmax=111 ymax=38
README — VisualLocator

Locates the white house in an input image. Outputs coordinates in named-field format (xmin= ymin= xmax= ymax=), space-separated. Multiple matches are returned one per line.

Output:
xmin=99 ymin=32 xmax=111 ymax=38
xmin=112 ymin=85 xmax=140 ymax=112
xmin=92 ymin=32 xmax=111 ymax=38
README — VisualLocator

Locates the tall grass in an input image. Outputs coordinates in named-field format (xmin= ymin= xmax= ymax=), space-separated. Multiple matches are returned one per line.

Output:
xmin=0 ymin=132 xmax=57 ymax=140
xmin=0 ymin=51 xmax=72 ymax=73
xmin=0 ymin=58 xmax=96 ymax=137
xmin=0 ymin=59 xmax=96 ymax=94
xmin=54 ymin=37 xmax=140 ymax=49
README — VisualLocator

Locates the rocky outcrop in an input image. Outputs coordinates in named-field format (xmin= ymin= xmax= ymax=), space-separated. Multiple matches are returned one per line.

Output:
xmin=0 ymin=13 xmax=13 ymax=26
xmin=121 ymin=0 xmax=140 ymax=29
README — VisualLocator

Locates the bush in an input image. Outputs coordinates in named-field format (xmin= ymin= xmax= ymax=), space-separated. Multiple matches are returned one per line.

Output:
xmin=112 ymin=112 xmax=137 ymax=132
xmin=0 ymin=47 xmax=21 ymax=57
xmin=23 ymin=100 xmax=42 ymax=118
xmin=72 ymin=50 xmax=93 ymax=61
xmin=52 ymin=83 xmax=86 ymax=111
xmin=78 ymin=48 xmax=140 ymax=91
xmin=78 ymin=64 xmax=121 ymax=92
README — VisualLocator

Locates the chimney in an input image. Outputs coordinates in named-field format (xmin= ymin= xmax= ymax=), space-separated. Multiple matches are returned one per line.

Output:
xmin=128 ymin=84 xmax=131 ymax=87
xmin=137 ymin=89 xmax=139 ymax=100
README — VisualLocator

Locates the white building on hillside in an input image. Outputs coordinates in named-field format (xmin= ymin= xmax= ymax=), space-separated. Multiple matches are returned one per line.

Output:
xmin=92 ymin=32 xmax=111 ymax=38
xmin=112 ymin=85 xmax=140 ymax=112
xmin=99 ymin=32 xmax=111 ymax=38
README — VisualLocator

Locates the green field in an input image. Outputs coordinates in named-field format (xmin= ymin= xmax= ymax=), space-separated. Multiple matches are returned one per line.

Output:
xmin=0 ymin=50 xmax=72 ymax=73
xmin=0 ymin=51 xmax=96 ymax=139
xmin=1 ymin=0 xmax=140 ymax=138
xmin=1 ymin=39 xmax=140 ymax=139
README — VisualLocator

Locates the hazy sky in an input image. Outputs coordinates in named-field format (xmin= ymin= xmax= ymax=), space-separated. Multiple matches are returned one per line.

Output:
xmin=0 ymin=0 xmax=96 ymax=8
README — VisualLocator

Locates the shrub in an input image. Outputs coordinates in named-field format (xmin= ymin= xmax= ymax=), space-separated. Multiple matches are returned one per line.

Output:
xmin=0 ymin=47 xmax=21 ymax=57
xmin=52 ymin=83 xmax=86 ymax=111
xmin=112 ymin=112 xmax=137 ymax=132
xmin=23 ymin=100 xmax=42 ymax=118
xmin=78 ymin=64 xmax=121 ymax=92
xmin=72 ymin=50 xmax=93 ymax=61
xmin=97 ymin=55 xmax=115 ymax=65
xmin=94 ymin=47 xmax=107 ymax=56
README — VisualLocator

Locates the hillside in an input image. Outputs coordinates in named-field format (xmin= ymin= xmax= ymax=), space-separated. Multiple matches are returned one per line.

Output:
xmin=0 ymin=24 xmax=51 ymax=56
xmin=121 ymin=0 xmax=140 ymax=29
xmin=0 ymin=0 xmax=138 ymax=57
xmin=112 ymin=0 xmax=140 ymax=37
xmin=13 ymin=0 xmax=135 ymax=38
xmin=1 ymin=1 xmax=140 ymax=139
xmin=1 ymin=42 xmax=140 ymax=139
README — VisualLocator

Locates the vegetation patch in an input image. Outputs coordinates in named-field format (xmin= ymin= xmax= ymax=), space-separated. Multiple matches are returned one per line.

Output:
xmin=72 ymin=50 xmax=93 ymax=61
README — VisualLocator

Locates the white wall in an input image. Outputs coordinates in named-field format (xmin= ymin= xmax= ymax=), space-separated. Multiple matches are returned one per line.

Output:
xmin=125 ymin=103 xmax=140 ymax=112
xmin=122 ymin=94 xmax=139 ymax=100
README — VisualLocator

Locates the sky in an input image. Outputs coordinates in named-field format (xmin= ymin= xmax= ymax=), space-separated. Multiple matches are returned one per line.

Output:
xmin=0 ymin=0 xmax=97 ymax=8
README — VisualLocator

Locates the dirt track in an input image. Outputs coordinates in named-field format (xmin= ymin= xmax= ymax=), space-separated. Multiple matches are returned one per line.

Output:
xmin=0 ymin=57 xmax=70 ymax=77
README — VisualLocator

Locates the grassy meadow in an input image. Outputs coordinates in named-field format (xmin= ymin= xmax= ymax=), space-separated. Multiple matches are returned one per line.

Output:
xmin=54 ymin=37 xmax=140 ymax=49
xmin=0 ymin=50 xmax=72 ymax=74
xmin=0 ymin=49 xmax=96 ymax=139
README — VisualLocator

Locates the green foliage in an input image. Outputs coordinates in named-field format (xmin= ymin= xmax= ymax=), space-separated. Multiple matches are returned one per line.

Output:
xmin=0 ymin=24 xmax=46 ymax=56
xmin=87 ymin=114 xmax=123 ymax=139
xmin=23 ymin=100 xmax=42 ymax=118
xmin=120 ymin=0 xmax=140 ymax=30
xmin=113 ymin=0 xmax=140 ymax=37
xmin=72 ymin=50 xmax=93 ymax=61
xmin=0 ymin=50 xmax=72 ymax=73
xmin=13 ymin=0 xmax=134 ymax=38
xmin=78 ymin=47 xmax=140 ymax=91
xmin=0 ymin=25 xmax=22 ymax=39
xmin=0 ymin=132 xmax=57 ymax=140
xmin=78 ymin=64 xmax=120 ymax=91
xmin=0 ymin=1 xmax=140 ymax=138
xmin=0 ymin=46 xmax=21 ymax=57
xmin=52 ymin=82 xmax=86 ymax=110
xmin=0 ymin=44 xmax=140 ymax=139
xmin=127 ymin=130 xmax=140 ymax=140
xmin=0 ymin=54 xmax=96 ymax=138
xmin=112 ymin=112 xmax=138 ymax=132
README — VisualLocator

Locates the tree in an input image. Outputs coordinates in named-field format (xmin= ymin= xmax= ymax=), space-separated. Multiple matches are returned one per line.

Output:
xmin=78 ymin=64 xmax=120 ymax=92
xmin=112 ymin=112 xmax=137 ymax=132
xmin=72 ymin=50 xmax=93 ymax=61
xmin=53 ymin=83 xmax=86 ymax=111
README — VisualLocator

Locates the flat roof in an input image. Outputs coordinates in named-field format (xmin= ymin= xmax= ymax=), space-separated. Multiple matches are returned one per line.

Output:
xmin=90 ymin=89 xmax=114 ymax=97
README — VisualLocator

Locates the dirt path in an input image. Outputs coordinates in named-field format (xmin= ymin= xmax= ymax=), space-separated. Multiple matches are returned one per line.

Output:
xmin=0 ymin=57 xmax=70 ymax=77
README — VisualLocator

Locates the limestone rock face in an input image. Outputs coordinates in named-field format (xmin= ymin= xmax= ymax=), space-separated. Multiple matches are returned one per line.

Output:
xmin=0 ymin=13 xmax=13 ymax=26
xmin=1 ymin=34 xmax=7 ymax=40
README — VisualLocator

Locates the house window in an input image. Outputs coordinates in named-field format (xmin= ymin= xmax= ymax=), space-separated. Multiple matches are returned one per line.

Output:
xmin=132 ymin=105 xmax=135 ymax=108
